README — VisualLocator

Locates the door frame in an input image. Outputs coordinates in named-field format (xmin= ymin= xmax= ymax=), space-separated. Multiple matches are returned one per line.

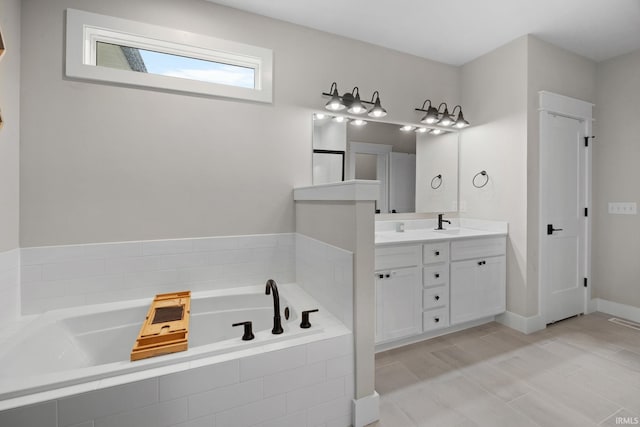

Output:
xmin=538 ymin=91 xmax=594 ymax=325
xmin=347 ymin=141 xmax=392 ymax=213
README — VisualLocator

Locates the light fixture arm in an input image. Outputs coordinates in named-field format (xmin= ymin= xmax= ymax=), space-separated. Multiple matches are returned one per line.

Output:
xmin=437 ymin=102 xmax=449 ymax=113
xmin=322 ymin=81 xmax=339 ymax=97
xmin=415 ymin=99 xmax=433 ymax=112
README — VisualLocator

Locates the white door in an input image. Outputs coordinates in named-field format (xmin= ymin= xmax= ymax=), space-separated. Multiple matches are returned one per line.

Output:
xmin=389 ymin=152 xmax=416 ymax=213
xmin=540 ymin=112 xmax=587 ymax=324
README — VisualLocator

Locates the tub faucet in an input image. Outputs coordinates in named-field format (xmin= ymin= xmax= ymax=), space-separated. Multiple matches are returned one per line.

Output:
xmin=436 ymin=213 xmax=451 ymax=230
xmin=265 ymin=279 xmax=284 ymax=334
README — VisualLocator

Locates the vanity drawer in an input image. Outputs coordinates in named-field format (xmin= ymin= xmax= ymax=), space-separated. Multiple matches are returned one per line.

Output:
xmin=423 ymin=286 xmax=448 ymax=311
xmin=423 ymin=242 xmax=449 ymax=264
xmin=450 ymin=237 xmax=506 ymax=261
xmin=423 ymin=308 xmax=449 ymax=332
xmin=375 ymin=245 xmax=421 ymax=270
xmin=423 ymin=265 xmax=449 ymax=287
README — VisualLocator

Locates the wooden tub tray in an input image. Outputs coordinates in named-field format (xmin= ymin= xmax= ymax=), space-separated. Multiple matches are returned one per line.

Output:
xmin=131 ymin=291 xmax=191 ymax=361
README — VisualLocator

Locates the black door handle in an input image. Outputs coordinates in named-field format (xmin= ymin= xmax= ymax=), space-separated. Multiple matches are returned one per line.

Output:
xmin=547 ymin=224 xmax=564 ymax=235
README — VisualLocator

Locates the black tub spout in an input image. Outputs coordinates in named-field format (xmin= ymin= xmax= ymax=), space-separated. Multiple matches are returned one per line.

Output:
xmin=265 ymin=279 xmax=283 ymax=334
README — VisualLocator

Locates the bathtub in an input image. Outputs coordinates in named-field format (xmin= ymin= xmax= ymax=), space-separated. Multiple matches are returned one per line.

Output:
xmin=0 ymin=283 xmax=342 ymax=407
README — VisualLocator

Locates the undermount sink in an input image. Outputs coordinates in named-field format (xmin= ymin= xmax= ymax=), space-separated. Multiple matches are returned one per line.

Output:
xmin=433 ymin=228 xmax=462 ymax=235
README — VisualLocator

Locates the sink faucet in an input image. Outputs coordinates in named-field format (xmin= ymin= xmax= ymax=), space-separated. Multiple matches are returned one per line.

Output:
xmin=436 ymin=213 xmax=451 ymax=230
xmin=265 ymin=279 xmax=284 ymax=334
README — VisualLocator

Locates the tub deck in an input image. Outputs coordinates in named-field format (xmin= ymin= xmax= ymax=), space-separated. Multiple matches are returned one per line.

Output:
xmin=0 ymin=283 xmax=348 ymax=409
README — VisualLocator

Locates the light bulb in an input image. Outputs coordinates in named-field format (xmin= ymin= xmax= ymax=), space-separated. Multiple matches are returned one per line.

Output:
xmin=351 ymin=119 xmax=367 ymax=126
xmin=416 ymin=127 xmax=427 ymax=133
xmin=400 ymin=125 xmax=414 ymax=132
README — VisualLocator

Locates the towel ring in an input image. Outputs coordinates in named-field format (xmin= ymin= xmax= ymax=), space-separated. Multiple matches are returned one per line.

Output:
xmin=472 ymin=170 xmax=489 ymax=188
xmin=430 ymin=174 xmax=442 ymax=189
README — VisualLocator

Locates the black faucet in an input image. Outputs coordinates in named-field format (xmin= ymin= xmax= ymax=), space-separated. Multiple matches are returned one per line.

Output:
xmin=435 ymin=213 xmax=451 ymax=230
xmin=265 ymin=279 xmax=283 ymax=334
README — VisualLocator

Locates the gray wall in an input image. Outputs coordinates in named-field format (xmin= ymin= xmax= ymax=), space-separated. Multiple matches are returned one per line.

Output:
xmin=0 ymin=0 xmax=20 ymax=252
xmin=460 ymin=36 xmax=529 ymax=316
xmin=20 ymin=0 xmax=459 ymax=247
xmin=460 ymin=35 xmax=597 ymax=318
xmin=593 ymin=48 xmax=640 ymax=309
xmin=526 ymin=37 xmax=596 ymax=316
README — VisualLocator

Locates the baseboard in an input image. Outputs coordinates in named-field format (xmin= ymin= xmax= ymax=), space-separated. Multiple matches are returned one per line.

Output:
xmin=352 ymin=391 xmax=380 ymax=427
xmin=595 ymin=298 xmax=640 ymax=324
xmin=496 ymin=311 xmax=545 ymax=334
xmin=375 ymin=317 xmax=494 ymax=353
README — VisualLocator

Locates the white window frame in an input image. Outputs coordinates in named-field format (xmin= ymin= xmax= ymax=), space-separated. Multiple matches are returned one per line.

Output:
xmin=65 ymin=9 xmax=273 ymax=103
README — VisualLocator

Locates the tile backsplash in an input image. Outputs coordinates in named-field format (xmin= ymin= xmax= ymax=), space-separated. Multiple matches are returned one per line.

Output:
xmin=296 ymin=234 xmax=353 ymax=330
xmin=0 ymin=249 xmax=20 ymax=322
xmin=21 ymin=234 xmax=296 ymax=314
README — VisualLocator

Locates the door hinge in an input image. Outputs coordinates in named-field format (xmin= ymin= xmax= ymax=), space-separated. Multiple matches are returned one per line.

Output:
xmin=584 ymin=207 xmax=588 ymax=217
xmin=584 ymin=278 xmax=588 ymax=288
xmin=584 ymin=136 xmax=595 ymax=147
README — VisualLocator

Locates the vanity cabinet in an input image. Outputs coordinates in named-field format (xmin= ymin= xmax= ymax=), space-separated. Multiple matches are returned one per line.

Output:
xmin=375 ymin=233 xmax=506 ymax=346
xmin=422 ymin=242 xmax=450 ymax=332
xmin=374 ymin=245 xmax=422 ymax=342
xmin=450 ymin=237 xmax=506 ymax=325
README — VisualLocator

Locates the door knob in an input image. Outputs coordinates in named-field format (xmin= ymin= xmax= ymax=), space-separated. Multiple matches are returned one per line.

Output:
xmin=547 ymin=224 xmax=564 ymax=235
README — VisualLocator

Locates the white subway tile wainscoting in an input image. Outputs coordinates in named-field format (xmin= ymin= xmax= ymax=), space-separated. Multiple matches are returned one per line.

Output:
xmin=21 ymin=234 xmax=296 ymax=314
xmin=0 ymin=333 xmax=354 ymax=427
xmin=1 ymin=233 xmax=356 ymax=426
xmin=0 ymin=249 xmax=20 ymax=324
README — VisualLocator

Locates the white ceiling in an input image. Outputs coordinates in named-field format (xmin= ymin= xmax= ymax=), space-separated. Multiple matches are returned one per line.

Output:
xmin=208 ymin=0 xmax=640 ymax=65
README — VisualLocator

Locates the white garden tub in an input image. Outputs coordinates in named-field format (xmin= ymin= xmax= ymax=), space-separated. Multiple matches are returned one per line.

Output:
xmin=0 ymin=284 xmax=334 ymax=405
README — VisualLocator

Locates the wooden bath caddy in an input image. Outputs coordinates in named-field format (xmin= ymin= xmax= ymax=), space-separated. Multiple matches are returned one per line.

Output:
xmin=131 ymin=291 xmax=191 ymax=361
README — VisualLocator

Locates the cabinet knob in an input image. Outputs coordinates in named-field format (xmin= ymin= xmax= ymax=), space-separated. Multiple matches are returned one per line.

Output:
xmin=434 ymin=295 xmax=440 ymax=301
xmin=385 ymin=273 xmax=391 ymax=278
xmin=477 ymin=260 xmax=486 ymax=266
xmin=435 ymin=251 xmax=440 ymax=256
xmin=434 ymin=273 xmax=440 ymax=279
xmin=434 ymin=317 xmax=440 ymax=323
xmin=378 ymin=274 xmax=384 ymax=279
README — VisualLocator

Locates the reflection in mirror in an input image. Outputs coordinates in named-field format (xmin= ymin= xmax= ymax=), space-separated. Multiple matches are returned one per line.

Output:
xmin=416 ymin=131 xmax=458 ymax=212
xmin=312 ymin=114 xmax=459 ymax=214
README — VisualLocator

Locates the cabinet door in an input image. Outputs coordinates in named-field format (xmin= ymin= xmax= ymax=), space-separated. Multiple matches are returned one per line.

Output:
xmin=375 ymin=267 xmax=422 ymax=343
xmin=476 ymin=256 xmax=506 ymax=318
xmin=450 ymin=259 xmax=478 ymax=325
xmin=450 ymin=256 xmax=506 ymax=325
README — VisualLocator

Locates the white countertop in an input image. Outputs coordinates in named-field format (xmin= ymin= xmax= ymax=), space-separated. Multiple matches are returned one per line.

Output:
xmin=375 ymin=218 xmax=507 ymax=246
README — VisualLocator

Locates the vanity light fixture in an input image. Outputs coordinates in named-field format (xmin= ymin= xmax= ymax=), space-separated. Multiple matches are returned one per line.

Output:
xmin=322 ymin=82 xmax=387 ymax=117
xmin=313 ymin=113 xmax=327 ymax=120
xmin=351 ymin=119 xmax=367 ymax=126
xmin=415 ymin=99 xmax=470 ymax=128
xmin=418 ymin=100 xmax=440 ymax=125
xmin=325 ymin=82 xmax=346 ymax=111
xmin=430 ymin=129 xmax=443 ymax=135
xmin=415 ymin=127 xmax=428 ymax=133
xmin=368 ymin=91 xmax=387 ymax=118
xmin=333 ymin=116 xmax=347 ymax=123
xmin=437 ymin=103 xmax=454 ymax=127
xmin=347 ymin=87 xmax=367 ymax=114
xmin=400 ymin=125 xmax=415 ymax=132
xmin=452 ymin=105 xmax=470 ymax=128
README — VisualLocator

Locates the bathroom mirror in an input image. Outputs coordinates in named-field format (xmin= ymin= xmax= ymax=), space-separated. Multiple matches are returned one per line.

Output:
xmin=312 ymin=115 xmax=459 ymax=214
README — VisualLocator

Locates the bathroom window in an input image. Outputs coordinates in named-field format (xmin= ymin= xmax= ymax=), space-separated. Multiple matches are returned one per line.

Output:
xmin=65 ymin=9 xmax=273 ymax=103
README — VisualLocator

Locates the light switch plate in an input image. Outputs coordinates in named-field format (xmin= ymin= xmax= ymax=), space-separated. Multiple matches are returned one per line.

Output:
xmin=608 ymin=202 xmax=637 ymax=215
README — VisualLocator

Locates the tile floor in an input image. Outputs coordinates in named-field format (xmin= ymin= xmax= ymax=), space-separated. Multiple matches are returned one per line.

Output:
xmin=372 ymin=313 xmax=640 ymax=426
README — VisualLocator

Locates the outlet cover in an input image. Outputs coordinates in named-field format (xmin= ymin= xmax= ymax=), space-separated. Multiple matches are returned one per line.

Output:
xmin=608 ymin=202 xmax=637 ymax=215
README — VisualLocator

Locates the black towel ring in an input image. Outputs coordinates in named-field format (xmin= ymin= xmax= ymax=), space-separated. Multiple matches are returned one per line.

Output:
xmin=472 ymin=170 xmax=489 ymax=188
xmin=430 ymin=174 xmax=442 ymax=189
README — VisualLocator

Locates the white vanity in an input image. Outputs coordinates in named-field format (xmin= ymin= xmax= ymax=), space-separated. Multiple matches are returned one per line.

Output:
xmin=374 ymin=218 xmax=507 ymax=348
